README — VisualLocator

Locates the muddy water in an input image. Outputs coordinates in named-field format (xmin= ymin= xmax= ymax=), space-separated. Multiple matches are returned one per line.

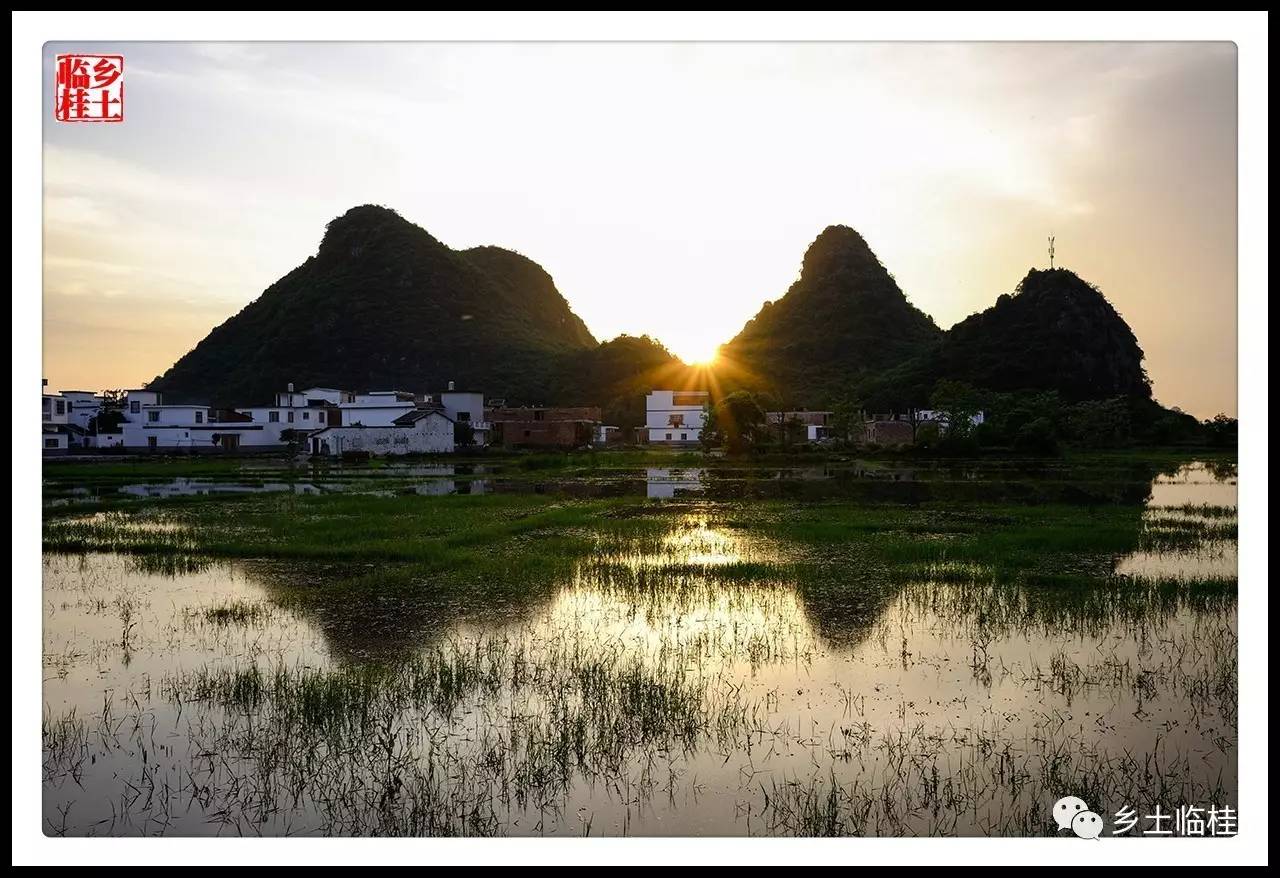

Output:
xmin=41 ymin=463 xmax=1237 ymax=837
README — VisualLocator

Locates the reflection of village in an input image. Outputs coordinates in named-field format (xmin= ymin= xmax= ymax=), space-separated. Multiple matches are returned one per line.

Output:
xmin=54 ymin=459 xmax=1102 ymax=507
xmin=111 ymin=466 xmax=493 ymax=500
xmin=104 ymin=471 xmax=721 ymax=501
xmin=642 ymin=463 xmax=932 ymax=499
xmin=49 ymin=457 xmax=1182 ymax=510
xmin=644 ymin=468 xmax=705 ymax=499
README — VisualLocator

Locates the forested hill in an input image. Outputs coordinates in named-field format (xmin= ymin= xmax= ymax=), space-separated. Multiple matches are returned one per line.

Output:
xmin=718 ymin=226 xmax=942 ymax=407
xmin=150 ymin=208 xmax=1163 ymax=428
xmin=150 ymin=205 xmax=601 ymax=406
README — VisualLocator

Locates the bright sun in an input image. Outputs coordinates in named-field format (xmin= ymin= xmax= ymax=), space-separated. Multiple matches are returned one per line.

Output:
xmin=680 ymin=345 xmax=720 ymax=367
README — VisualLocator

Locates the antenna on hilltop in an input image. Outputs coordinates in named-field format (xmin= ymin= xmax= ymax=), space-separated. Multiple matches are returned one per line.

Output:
xmin=1048 ymin=236 xmax=1056 ymax=270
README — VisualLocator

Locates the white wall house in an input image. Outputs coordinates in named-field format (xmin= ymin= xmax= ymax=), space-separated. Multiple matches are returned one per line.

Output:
xmin=237 ymin=384 xmax=339 ymax=446
xmin=89 ymin=431 xmax=125 ymax=450
xmin=41 ymin=381 xmax=488 ymax=456
xmin=60 ymin=391 xmax=103 ymax=432
xmin=233 ymin=406 xmax=322 ymax=446
xmin=115 ymin=398 xmax=276 ymax=453
xmin=121 ymin=404 xmax=213 ymax=451
xmin=307 ymin=409 xmax=455 ymax=457
xmin=273 ymin=386 xmax=347 ymax=408
xmin=336 ymin=390 xmax=418 ymax=427
xmin=43 ymin=383 xmax=118 ymax=451
xmin=438 ymin=388 xmax=488 ymax=445
xmin=645 ymin=390 xmax=709 ymax=445
xmin=42 ymin=392 xmax=69 ymax=426
xmin=41 ymin=390 xmax=70 ymax=453
xmin=123 ymin=389 xmax=162 ymax=418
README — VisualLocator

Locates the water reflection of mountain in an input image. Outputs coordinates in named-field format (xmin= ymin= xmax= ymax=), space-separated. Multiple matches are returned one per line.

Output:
xmin=238 ymin=546 xmax=1221 ymax=674
xmin=236 ymin=534 xmax=904 ymax=666
xmin=236 ymin=560 xmax=565 ymax=664
xmin=794 ymin=569 xmax=902 ymax=649
xmin=184 ymin=459 xmax=1225 ymax=665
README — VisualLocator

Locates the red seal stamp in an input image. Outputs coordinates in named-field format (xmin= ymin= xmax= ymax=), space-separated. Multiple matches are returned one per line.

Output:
xmin=54 ymin=54 xmax=124 ymax=122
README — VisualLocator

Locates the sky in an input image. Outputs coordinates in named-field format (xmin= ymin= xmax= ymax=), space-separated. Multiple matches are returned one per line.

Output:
xmin=42 ymin=42 xmax=1237 ymax=417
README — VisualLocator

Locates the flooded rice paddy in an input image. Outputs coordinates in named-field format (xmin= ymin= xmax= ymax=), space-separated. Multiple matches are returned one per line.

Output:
xmin=41 ymin=457 xmax=1237 ymax=836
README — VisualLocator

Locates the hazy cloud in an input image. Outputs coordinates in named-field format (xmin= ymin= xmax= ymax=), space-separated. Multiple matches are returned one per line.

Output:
xmin=41 ymin=41 xmax=1236 ymax=416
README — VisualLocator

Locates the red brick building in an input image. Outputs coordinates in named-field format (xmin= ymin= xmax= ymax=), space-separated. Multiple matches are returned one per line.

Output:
xmin=486 ymin=406 xmax=602 ymax=449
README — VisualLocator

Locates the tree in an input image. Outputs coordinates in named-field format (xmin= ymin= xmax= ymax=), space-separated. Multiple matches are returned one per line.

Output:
xmin=914 ymin=421 xmax=941 ymax=450
xmin=829 ymin=395 xmax=864 ymax=444
xmin=1066 ymin=398 xmax=1131 ymax=447
xmin=967 ymin=390 xmax=1061 ymax=448
xmin=87 ymin=390 xmax=126 ymax=437
xmin=454 ymin=420 xmax=476 ymax=449
xmin=905 ymin=407 xmax=928 ymax=443
xmin=782 ymin=415 xmax=807 ymax=448
xmin=699 ymin=405 xmax=721 ymax=452
xmin=928 ymin=380 xmax=981 ymax=439
xmin=88 ymin=409 xmax=126 ymax=435
xmin=278 ymin=428 xmax=305 ymax=454
xmin=1014 ymin=417 xmax=1059 ymax=455
xmin=1202 ymin=414 xmax=1238 ymax=448
xmin=704 ymin=391 xmax=767 ymax=454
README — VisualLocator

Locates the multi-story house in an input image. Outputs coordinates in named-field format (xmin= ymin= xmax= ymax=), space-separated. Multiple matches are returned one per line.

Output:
xmin=644 ymin=390 xmax=709 ymax=445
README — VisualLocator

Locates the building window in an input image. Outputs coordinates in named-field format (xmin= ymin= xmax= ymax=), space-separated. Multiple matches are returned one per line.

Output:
xmin=147 ymin=436 xmax=157 ymax=449
xmin=55 ymin=400 xmax=66 ymax=415
xmin=195 ymin=410 xmax=204 ymax=424
xmin=45 ymin=438 xmax=57 ymax=448
xmin=318 ymin=411 xmax=325 ymax=423
xmin=131 ymin=401 xmax=140 ymax=414
xmin=457 ymin=411 xmax=470 ymax=422
xmin=269 ymin=411 xmax=279 ymax=423
xmin=303 ymin=411 xmax=310 ymax=421
xmin=665 ymin=432 xmax=672 ymax=441
xmin=288 ymin=411 xmax=295 ymax=423
xmin=148 ymin=411 xmax=160 ymax=423
xmin=681 ymin=433 xmax=687 ymax=441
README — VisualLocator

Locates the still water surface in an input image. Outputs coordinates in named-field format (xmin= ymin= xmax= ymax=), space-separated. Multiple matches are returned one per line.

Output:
xmin=42 ymin=462 xmax=1237 ymax=836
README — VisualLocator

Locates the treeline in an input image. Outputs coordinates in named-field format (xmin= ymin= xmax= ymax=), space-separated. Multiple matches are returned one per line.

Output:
xmin=701 ymin=382 xmax=1237 ymax=456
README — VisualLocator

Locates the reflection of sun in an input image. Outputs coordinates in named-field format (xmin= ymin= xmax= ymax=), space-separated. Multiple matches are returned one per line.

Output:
xmin=605 ymin=516 xmax=751 ymax=572
xmin=658 ymin=517 xmax=742 ymax=567
xmin=548 ymin=516 xmax=815 ymax=659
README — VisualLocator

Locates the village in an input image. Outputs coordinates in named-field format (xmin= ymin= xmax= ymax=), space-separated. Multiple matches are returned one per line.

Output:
xmin=41 ymin=380 xmax=982 ymax=457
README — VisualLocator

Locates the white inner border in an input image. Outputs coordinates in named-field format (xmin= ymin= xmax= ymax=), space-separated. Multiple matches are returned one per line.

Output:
xmin=11 ymin=10 xmax=1269 ymax=867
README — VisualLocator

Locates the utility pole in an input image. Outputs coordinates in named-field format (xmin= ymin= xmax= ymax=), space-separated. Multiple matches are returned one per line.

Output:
xmin=1048 ymin=236 xmax=1056 ymax=270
